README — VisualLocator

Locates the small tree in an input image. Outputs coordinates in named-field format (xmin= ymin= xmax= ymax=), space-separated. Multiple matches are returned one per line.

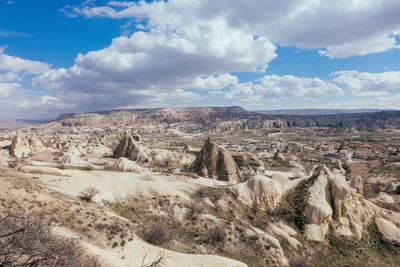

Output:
xmin=79 ymin=186 xmax=100 ymax=202
xmin=289 ymin=255 xmax=309 ymax=267
xmin=208 ymin=227 xmax=226 ymax=244
xmin=145 ymin=224 xmax=173 ymax=245
xmin=0 ymin=201 xmax=100 ymax=266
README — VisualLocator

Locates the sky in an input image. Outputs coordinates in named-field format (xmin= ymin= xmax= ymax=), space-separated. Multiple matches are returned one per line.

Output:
xmin=1 ymin=0 xmax=400 ymax=119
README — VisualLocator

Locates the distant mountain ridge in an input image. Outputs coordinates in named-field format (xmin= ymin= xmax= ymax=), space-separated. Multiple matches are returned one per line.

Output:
xmin=51 ymin=106 xmax=260 ymax=127
xmin=54 ymin=106 xmax=252 ymax=121
xmin=253 ymin=109 xmax=398 ymax=115
xmin=48 ymin=106 xmax=400 ymax=130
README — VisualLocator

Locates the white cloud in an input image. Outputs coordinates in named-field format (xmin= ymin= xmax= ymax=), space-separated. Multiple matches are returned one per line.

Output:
xmin=65 ymin=0 xmax=400 ymax=58
xmin=0 ymin=82 xmax=20 ymax=97
xmin=34 ymin=19 xmax=276 ymax=110
xmin=193 ymin=73 xmax=238 ymax=90
xmin=319 ymin=34 xmax=400 ymax=58
xmin=225 ymin=82 xmax=255 ymax=100
xmin=0 ymin=49 xmax=64 ymax=118
xmin=254 ymin=75 xmax=342 ymax=98
xmin=0 ymin=47 xmax=50 ymax=74
xmin=0 ymin=71 xmax=21 ymax=82
xmin=224 ymin=75 xmax=342 ymax=104
xmin=333 ymin=70 xmax=400 ymax=92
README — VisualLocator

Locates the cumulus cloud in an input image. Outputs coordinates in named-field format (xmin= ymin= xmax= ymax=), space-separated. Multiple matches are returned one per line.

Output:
xmin=0 ymin=72 xmax=20 ymax=82
xmin=224 ymin=75 xmax=343 ymax=105
xmin=192 ymin=74 xmax=238 ymax=90
xmin=0 ymin=82 xmax=20 ymax=97
xmin=254 ymin=75 xmax=343 ymax=98
xmin=0 ymin=47 xmax=50 ymax=99
xmin=0 ymin=47 xmax=50 ymax=74
xmin=34 ymin=18 xmax=276 ymax=110
xmin=0 ymin=48 xmax=64 ymax=118
xmin=319 ymin=34 xmax=400 ymax=58
xmin=333 ymin=70 xmax=400 ymax=92
xmin=65 ymin=0 xmax=400 ymax=58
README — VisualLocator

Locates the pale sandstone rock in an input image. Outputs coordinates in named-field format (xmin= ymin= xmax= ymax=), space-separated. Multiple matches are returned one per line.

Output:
xmin=60 ymin=153 xmax=89 ymax=167
xmin=9 ymin=133 xmax=30 ymax=159
xmin=375 ymin=217 xmax=400 ymax=243
xmin=303 ymin=168 xmax=332 ymax=241
xmin=112 ymin=157 xmax=150 ymax=173
xmin=374 ymin=192 xmax=395 ymax=204
xmin=154 ymin=149 xmax=195 ymax=165
xmin=349 ymin=175 xmax=363 ymax=194
xmin=88 ymin=144 xmax=113 ymax=157
xmin=303 ymin=165 xmax=378 ymax=241
xmin=273 ymin=151 xmax=285 ymax=161
xmin=189 ymin=137 xmax=242 ymax=182
xmin=113 ymin=132 xmax=151 ymax=163
xmin=233 ymin=174 xmax=289 ymax=210
xmin=267 ymin=222 xmax=302 ymax=249
xmin=28 ymin=135 xmax=44 ymax=152
xmin=66 ymin=144 xmax=81 ymax=156
xmin=182 ymin=143 xmax=193 ymax=153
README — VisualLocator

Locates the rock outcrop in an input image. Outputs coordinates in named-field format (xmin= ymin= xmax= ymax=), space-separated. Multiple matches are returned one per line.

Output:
xmin=303 ymin=166 xmax=379 ymax=241
xmin=384 ymin=182 xmax=398 ymax=193
xmin=273 ymin=151 xmax=284 ymax=161
xmin=233 ymin=174 xmax=289 ymax=210
xmin=28 ymin=135 xmax=44 ymax=152
xmin=9 ymin=133 xmax=31 ymax=158
xmin=349 ymin=175 xmax=363 ymax=194
xmin=113 ymin=132 xmax=151 ymax=163
xmin=154 ymin=149 xmax=195 ymax=165
xmin=375 ymin=217 xmax=400 ymax=243
xmin=189 ymin=137 xmax=242 ymax=182
xmin=60 ymin=153 xmax=89 ymax=167
xmin=182 ymin=144 xmax=194 ymax=153
xmin=88 ymin=144 xmax=113 ymax=157
xmin=112 ymin=157 xmax=150 ymax=173
xmin=66 ymin=145 xmax=81 ymax=156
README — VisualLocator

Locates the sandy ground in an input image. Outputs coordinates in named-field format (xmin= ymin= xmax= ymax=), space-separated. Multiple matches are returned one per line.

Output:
xmin=0 ymin=162 xmax=249 ymax=267
xmin=53 ymin=226 xmax=247 ymax=267
xmin=35 ymin=167 xmax=235 ymax=202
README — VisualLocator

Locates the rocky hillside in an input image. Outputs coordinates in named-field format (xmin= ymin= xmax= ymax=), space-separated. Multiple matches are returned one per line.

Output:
xmin=49 ymin=106 xmax=400 ymax=130
xmin=254 ymin=109 xmax=393 ymax=115
xmin=52 ymin=106 xmax=259 ymax=127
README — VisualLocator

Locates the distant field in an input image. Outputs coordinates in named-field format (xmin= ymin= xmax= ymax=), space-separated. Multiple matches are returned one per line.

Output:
xmin=0 ymin=119 xmax=49 ymax=129
xmin=0 ymin=119 xmax=31 ymax=129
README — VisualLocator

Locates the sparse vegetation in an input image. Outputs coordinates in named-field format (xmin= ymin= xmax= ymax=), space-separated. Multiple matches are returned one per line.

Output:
xmin=0 ymin=201 xmax=100 ymax=267
xmin=144 ymin=223 xmax=174 ymax=245
xmin=3 ymin=107 xmax=400 ymax=267
xmin=79 ymin=186 xmax=100 ymax=202
xmin=289 ymin=255 xmax=309 ymax=267
xmin=207 ymin=227 xmax=226 ymax=244
xmin=273 ymin=176 xmax=316 ymax=233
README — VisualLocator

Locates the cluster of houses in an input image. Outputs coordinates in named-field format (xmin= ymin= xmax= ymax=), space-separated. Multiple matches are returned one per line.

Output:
xmin=318 ymin=140 xmax=400 ymax=162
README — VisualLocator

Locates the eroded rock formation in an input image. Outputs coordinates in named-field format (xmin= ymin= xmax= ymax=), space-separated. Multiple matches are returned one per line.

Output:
xmin=113 ymin=132 xmax=151 ymax=163
xmin=10 ymin=133 xmax=30 ymax=158
xmin=189 ymin=137 xmax=242 ymax=182
xmin=303 ymin=166 xmax=379 ymax=241
xmin=112 ymin=157 xmax=150 ymax=173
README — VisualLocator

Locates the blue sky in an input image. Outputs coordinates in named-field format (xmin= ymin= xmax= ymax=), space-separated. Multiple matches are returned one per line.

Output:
xmin=1 ymin=0 xmax=400 ymax=119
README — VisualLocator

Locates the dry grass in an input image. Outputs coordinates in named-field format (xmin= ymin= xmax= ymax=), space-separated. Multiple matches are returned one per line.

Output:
xmin=0 ymin=200 xmax=101 ymax=267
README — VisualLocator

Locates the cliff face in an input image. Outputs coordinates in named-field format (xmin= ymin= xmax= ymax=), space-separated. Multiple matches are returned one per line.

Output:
xmin=52 ymin=106 xmax=259 ymax=127
xmin=49 ymin=106 xmax=400 ymax=130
